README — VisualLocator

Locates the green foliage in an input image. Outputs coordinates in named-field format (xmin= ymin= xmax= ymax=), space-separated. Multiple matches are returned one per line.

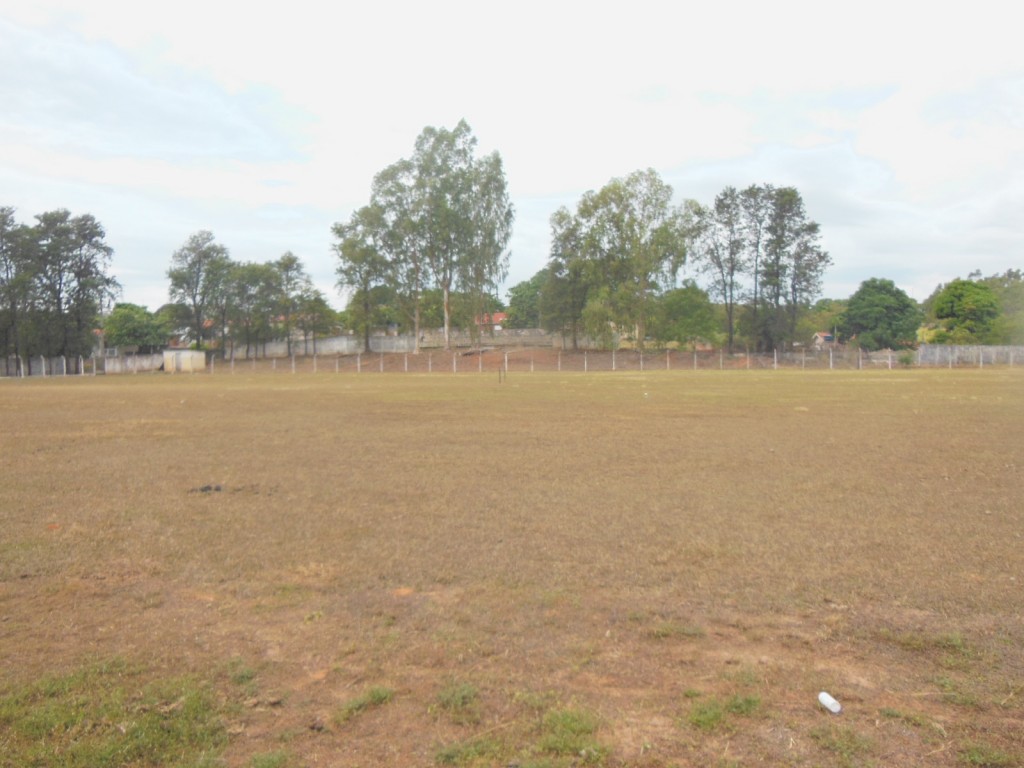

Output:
xmin=334 ymin=120 xmax=513 ymax=349
xmin=650 ymin=281 xmax=720 ymax=349
xmin=930 ymin=278 xmax=1001 ymax=343
xmin=547 ymin=169 xmax=686 ymax=350
xmin=684 ymin=188 xmax=745 ymax=350
xmin=167 ymin=230 xmax=232 ymax=349
xmin=294 ymin=287 xmax=339 ymax=347
xmin=581 ymin=290 xmax=618 ymax=349
xmin=838 ymin=277 xmax=922 ymax=350
xmin=506 ymin=270 xmax=545 ymax=328
xmin=0 ymin=206 xmax=119 ymax=360
xmin=969 ymin=269 xmax=1024 ymax=344
xmin=685 ymin=184 xmax=831 ymax=352
xmin=103 ymin=303 xmax=168 ymax=353
xmin=0 ymin=657 xmax=225 ymax=767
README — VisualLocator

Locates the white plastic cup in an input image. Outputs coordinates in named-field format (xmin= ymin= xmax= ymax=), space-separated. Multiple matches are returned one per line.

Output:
xmin=818 ymin=691 xmax=842 ymax=714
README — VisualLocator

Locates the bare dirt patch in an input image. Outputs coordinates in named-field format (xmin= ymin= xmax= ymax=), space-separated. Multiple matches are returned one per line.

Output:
xmin=1 ymin=368 xmax=1022 ymax=766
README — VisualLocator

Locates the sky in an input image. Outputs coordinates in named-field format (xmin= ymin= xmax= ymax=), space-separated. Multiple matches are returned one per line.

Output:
xmin=2 ymin=1 xmax=1021 ymax=312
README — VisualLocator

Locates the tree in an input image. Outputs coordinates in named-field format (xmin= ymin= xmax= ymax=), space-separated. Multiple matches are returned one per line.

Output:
xmin=411 ymin=120 xmax=513 ymax=348
xmin=28 ymin=209 xmax=119 ymax=358
xmin=335 ymin=120 xmax=514 ymax=350
xmin=274 ymin=252 xmax=310 ymax=356
xmin=0 ymin=207 xmax=33 ymax=364
xmin=837 ymin=278 xmax=921 ymax=350
xmin=930 ymin=278 xmax=1001 ymax=344
xmin=739 ymin=184 xmax=772 ymax=338
xmin=734 ymin=186 xmax=830 ymax=351
xmin=505 ymin=270 xmax=546 ymax=329
xmin=333 ymin=206 xmax=391 ymax=352
xmin=796 ymin=297 xmax=847 ymax=346
xmin=370 ymin=158 xmax=427 ymax=350
xmin=684 ymin=188 xmax=745 ymax=352
xmin=227 ymin=261 xmax=281 ymax=359
xmin=650 ymin=281 xmax=720 ymax=349
xmin=549 ymin=169 xmax=686 ymax=349
xmin=294 ymin=287 xmax=338 ymax=355
xmin=167 ymin=231 xmax=232 ymax=349
xmin=103 ymin=303 xmax=168 ymax=353
xmin=971 ymin=269 xmax=1024 ymax=344
xmin=544 ymin=207 xmax=591 ymax=348
xmin=460 ymin=150 xmax=514 ymax=346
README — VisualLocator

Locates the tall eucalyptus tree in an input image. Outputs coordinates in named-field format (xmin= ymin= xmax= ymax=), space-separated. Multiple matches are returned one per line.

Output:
xmin=548 ymin=169 xmax=686 ymax=349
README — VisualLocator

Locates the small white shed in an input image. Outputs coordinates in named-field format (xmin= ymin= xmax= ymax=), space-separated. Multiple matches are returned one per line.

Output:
xmin=163 ymin=350 xmax=207 ymax=373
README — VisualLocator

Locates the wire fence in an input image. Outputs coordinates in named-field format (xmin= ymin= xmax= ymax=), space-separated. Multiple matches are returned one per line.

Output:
xmin=3 ymin=344 xmax=1021 ymax=379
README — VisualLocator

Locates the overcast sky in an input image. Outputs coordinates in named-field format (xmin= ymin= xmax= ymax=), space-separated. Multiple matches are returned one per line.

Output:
xmin=2 ymin=1 xmax=1021 ymax=311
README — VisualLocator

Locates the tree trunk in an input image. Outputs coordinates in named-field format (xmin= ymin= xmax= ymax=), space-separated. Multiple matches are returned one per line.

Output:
xmin=442 ymin=284 xmax=451 ymax=350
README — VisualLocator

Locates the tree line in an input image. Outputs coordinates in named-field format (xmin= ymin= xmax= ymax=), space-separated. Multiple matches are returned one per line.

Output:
xmin=786 ymin=270 xmax=1023 ymax=352
xmin=496 ymin=178 xmax=833 ymax=352
xmin=163 ymin=231 xmax=336 ymax=358
xmin=331 ymin=124 xmax=835 ymax=353
xmin=4 ymin=120 xmax=1022 ymax=363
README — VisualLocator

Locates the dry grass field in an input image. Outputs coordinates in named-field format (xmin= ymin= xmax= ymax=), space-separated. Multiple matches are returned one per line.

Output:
xmin=1 ymin=366 xmax=1022 ymax=767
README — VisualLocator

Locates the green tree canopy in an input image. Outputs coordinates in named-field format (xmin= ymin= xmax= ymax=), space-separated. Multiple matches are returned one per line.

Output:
xmin=167 ymin=231 xmax=232 ymax=349
xmin=650 ymin=281 xmax=720 ymax=349
xmin=837 ymin=278 xmax=921 ymax=350
xmin=548 ymin=168 xmax=686 ymax=350
xmin=103 ymin=303 xmax=168 ymax=353
xmin=227 ymin=261 xmax=281 ymax=358
xmin=333 ymin=205 xmax=391 ymax=352
xmin=1 ymin=207 xmax=119 ymax=360
xmin=971 ymin=269 xmax=1024 ymax=344
xmin=334 ymin=120 xmax=514 ymax=351
xmin=930 ymin=278 xmax=1001 ymax=344
xmin=505 ymin=270 xmax=545 ymax=329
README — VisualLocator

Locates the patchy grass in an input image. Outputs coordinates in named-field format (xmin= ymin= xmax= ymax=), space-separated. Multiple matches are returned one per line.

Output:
xmin=687 ymin=694 xmax=761 ymax=731
xmin=0 ymin=657 xmax=224 ymax=767
xmin=435 ymin=680 xmax=482 ymax=725
xmin=687 ymin=698 xmax=726 ymax=731
xmin=960 ymin=741 xmax=1017 ymax=767
xmin=536 ymin=707 xmax=606 ymax=763
xmin=647 ymin=620 xmax=706 ymax=640
xmin=809 ymin=723 xmax=874 ymax=767
xmin=434 ymin=736 xmax=506 ymax=766
xmin=333 ymin=686 xmax=395 ymax=724
xmin=249 ymin=752 xmax=291 ymax=768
